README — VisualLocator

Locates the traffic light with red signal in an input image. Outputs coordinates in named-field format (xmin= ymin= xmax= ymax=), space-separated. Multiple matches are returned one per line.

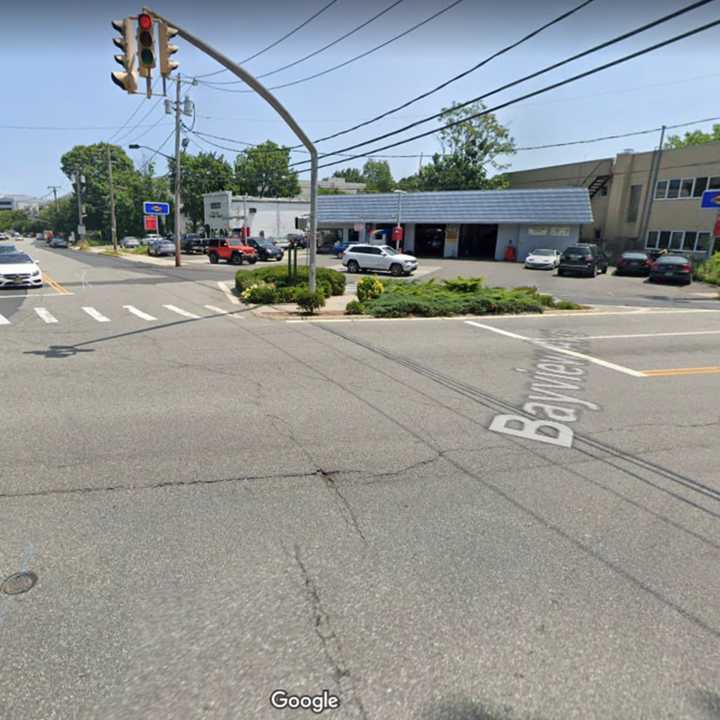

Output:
xmin=137 ymin=13 xmax=156 ymax=79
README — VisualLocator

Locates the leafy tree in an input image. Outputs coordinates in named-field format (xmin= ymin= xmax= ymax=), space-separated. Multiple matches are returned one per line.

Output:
xmin=407 ymin=102 xmax=515 ymax=192
xmin=664 ymin=124 xmax=720 ymax=149
xmin=396 ymin=174 xmax=422 ymax=192
xmin=332 ymin=167 xmax=364 ymax=183
xmin=361 ymin=160 xmax=395 ymax=193
xmin=168 ymin=151 xmax=233 ymax=230
xmin=233 ymin=140 xmax=300 ymax=198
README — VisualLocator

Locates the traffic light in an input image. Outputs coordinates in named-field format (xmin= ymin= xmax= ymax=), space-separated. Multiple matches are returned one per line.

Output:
xmin=111 ymin=18 xmax=138 ymax=94
xmin=158 ymin=21 xmax=179 ymax=77
xmin=137 ymin=13 xmax=156 ymax=79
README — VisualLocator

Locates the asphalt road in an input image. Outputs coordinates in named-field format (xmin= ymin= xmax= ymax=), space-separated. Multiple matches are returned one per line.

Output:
xmin=2 ymin=240 xmax=720 ymax=719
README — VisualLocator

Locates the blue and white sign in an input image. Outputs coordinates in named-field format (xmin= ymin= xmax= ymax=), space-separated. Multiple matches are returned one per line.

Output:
xmin=143 ymin=201 xmax=170 ymax=216
xmin=700 ymin=190 xmax=720 ymax=209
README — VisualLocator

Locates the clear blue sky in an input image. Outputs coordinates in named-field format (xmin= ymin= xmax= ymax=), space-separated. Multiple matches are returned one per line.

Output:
xmin=1 ymin=0 xmax=719 ymax=199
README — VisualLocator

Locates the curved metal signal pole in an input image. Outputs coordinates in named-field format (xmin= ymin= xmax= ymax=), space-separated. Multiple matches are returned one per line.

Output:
xmin=143 ymin=7 xmax=318 ymax=291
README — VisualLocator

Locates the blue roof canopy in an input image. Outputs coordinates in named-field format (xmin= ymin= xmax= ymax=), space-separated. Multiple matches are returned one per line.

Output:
xmin=318 ymin=188 xmax=593 ymax=225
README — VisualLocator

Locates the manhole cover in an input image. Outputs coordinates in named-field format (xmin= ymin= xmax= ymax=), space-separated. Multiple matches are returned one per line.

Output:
xmin=1 ymin=571 xmax=38 ymax=595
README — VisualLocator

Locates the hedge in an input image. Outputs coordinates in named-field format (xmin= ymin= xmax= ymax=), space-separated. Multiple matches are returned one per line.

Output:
xmin=693 ymin=252 xmax=720 ymax=285
xmin=235 ymin=266 xmax=345 ymax=296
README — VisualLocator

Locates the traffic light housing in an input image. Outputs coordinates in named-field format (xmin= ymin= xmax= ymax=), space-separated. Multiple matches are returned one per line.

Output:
xmin=158 ymin=21 xmax=179 ymax=77
xmin=137 ymin=13 xmax=156 ymax=79
xmin=111 ymin=18 xmax=138 ymax=94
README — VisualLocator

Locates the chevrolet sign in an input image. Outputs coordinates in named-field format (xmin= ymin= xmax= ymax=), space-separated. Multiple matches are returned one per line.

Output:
xmin=700 ymin=190 xmax=720 ymax=209
xmin=143 ymin=201 xmax=170 ymax=216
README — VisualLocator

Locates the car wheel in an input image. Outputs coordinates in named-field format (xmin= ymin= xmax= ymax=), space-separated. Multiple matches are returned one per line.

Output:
xmin=602 ymin=265 xmax=608 ymax=274
xmin=209 ymin=253 xmax=218 ymax=264
xmin=390 ymin=263 xmax=403 ymax=277
xmin=231 ymin=252 xmax=243 ymax=265
xmin=248 ymin=257 xmax=257 ymax=264
xmin=347 ymin=260 xmax=359 ymax=273
xmin=557 ymin=269 xmax=565 ymax=276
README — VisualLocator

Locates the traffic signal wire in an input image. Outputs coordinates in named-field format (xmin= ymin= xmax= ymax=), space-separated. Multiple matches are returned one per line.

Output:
xmin=289 ymin=17 xmax=720 ymax=172
xmin=113 ymin=97 xmax=164 ymax=144
xmin=106 ymin=78 xmax=162 ymax=143
xmin=193 ymin=0 xmax=341 ymax=79
xmin=288 ymin=0 xmax=720 ymax=165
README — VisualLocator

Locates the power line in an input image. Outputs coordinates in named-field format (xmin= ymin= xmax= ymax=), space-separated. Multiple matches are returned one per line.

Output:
xmin=199 ymin=0 xmax=406 ymax=86
xmin=113 ymin=97 xmax=165 ymax=144
xmin=193 ymin=0 xmax=341 ymax=79
xmin=290 ymin=0 xmax=718 ymax=165
xmin=136 ymin=127 xmax=176 ymax=174
xmin=290 ymin=18 xmax=720 ymax=172
xmin=0 ymin=123 xmax=173 ymax=131
xmin=106 ymin=78 xmax=162 ymax=143
xmin=305 ymin=0 xmax=596 ymax=145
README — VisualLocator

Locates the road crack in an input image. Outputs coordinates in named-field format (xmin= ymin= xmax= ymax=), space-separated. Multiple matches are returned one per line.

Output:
xmin=317 ymin=469 xmax=367 ymax=544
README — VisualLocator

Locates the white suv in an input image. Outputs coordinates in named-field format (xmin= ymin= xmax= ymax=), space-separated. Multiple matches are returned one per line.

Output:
xmin=342 ymin=244 xmax=418 ymax=276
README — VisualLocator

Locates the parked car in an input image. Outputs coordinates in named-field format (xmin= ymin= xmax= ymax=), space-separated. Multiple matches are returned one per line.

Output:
xmin=147 ymin=237 xmax=177 ymax=257
xmin=286 ymin=232 xmax=307 ymax=249
xmin=333 ymin=240 xmax=350 ymax=258
xmin=48 ymin=236 xmax=69 ymax=248
xmin=615 ymin=251 xmax=652 ymax=276
xmin=342 ymin=244 xmax=418 ymax=276
xmin=557 ymin=244 xmax=609 ymax=277
xmin=143 ymin=233 xmax=163 ymax=246
xmin=648 ymin=255 xmax=693 ymax=285
xmin=0 ymin=244 xmax=19 ymax=255
xmin=316 ymin=241 xmax=337 ymax=255
xmin=0 ymin=252 xmax=43 ymax=288
xmin=207 ymin=237 xmax=258 ymax=265
xmin=524 ymin=248 xmax=560 ymax=270
xmin=244 ymin=237 xmax=284 ymax=261
xmin=121 ymin=236 xmax=140 ymax=249
xmin=181 ymin=234 xmax=208 ymax=254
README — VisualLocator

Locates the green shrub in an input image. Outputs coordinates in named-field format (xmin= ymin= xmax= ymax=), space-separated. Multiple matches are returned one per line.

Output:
xmin=357 ymin=276 xmax=384 ymax=302
xmin=694 ymin=252 xmax=720 ymax=285
xmin=235 ymin=266 xmax=345 ymax=295
xmin=241 ymin=282 xmax=278 ymax=304
xmin=277 ymin=286 xmax=299 ymax=302
xmin=296 ymin=288 xmax=326 ymax=314
xmin=442 ymin=276 xmax=484 ymax=293
xmin=553 ymin=299 xmax=582 ymax=310
xmin=345 ymin=300 xmax=365 ymax=315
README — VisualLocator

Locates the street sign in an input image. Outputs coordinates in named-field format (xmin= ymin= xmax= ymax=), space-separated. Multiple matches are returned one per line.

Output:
xmin=700 ymin=190 xmax=720 ymax=209
xmin=143 ymin=201 xmax=170 ymax=216
xmin=144 ymin=215 xmax=158 ymax=231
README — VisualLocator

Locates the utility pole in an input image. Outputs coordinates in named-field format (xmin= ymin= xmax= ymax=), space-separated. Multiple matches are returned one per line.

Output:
xmin=47 ymin=185 xmax=60 ymax=213
xmin=173 ymin=72 xmax=182 ymax=267
xmin=106 ymin=146 xmax=118 ymax=252
xmin=638 ymin=125 xmax=666 ymax=246
xmin=74 ymin=170 xmax=85 ymax=245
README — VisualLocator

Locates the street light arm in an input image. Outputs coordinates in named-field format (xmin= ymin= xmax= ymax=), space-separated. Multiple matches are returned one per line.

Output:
xmin=128 ymin=143 xmax=175 ymax=162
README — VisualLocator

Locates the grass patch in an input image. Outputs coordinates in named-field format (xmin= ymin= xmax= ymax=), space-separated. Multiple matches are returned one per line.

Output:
xmin=355 ymin=278 xmax=580 ymax=318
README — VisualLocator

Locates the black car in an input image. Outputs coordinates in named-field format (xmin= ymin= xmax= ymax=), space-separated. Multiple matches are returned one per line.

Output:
xmin=648 ymin=255 xmax=693 ymax=285
xmin=557 ymin=244 xmax=609 ymax=277
xmin=615 ymin=251 xmax=652 ymax=276
xmin=245 ymin=237 xmax=284 ymax=261
xmin=181 ymin=234 xmax=207 ymax=254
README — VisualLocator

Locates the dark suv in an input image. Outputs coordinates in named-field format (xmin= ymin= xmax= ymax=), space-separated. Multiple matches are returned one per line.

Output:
xmin=244 ymin=237 xmax=284 ymax=261
xmin=181 ymin=234 xmax=207 ymax=254
xmin=558 ymin=244 xmax=609 ymax=277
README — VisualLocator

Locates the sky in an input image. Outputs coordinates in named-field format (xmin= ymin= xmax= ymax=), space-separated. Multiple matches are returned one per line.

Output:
xmin=1 ymin=0 xmax=719 ymax=200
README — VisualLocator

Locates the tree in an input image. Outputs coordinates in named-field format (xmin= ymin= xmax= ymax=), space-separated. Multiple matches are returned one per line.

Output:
xmin=361 ymin=160 xmax=395 ymax=193
xmin=168 ymin=151 xmax=233 ymax=230
xmin=332 ymin=167 xmax=364 ymax=183
xmin=233 ymin=141 xmax=300 ymax=198
xmin=665 ymin=124 xmax=720 ymax=149
xmin=407 ymin=101 xmax=515 ymax=192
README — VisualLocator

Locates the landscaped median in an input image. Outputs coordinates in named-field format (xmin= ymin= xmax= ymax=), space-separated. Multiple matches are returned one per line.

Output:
xmin=694 ymin=251 xmax=720 ymax=292
xmin=236 ymin=267 xmax=582 ymax=319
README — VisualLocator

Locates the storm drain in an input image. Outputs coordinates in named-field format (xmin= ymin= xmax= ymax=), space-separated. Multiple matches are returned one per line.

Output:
xmin=1 ymin=571 xmax=38 ymax=595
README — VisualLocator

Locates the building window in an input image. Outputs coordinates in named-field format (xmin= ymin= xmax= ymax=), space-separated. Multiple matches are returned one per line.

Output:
xmin=666 ymin=179 xmax=681 ymax=199
xmin=627 ymin=185 xmax=642 ymax=222
xmin=645 ymin=229 xmax=711 ymax=253
xmin=683 ymin=231 xmax=697 ymax=251
xmin=655 ymin=180 xmax=668 ymax=199
xmin=658 ymin=231 xmax=671 ymax=248
xmin=693 ymin=177 xmax=708 ymax=197
xmin=670 ymin=231 xmax=684 ymax=249
xmin=709 ymin=177 xmax=720 ymax=190
xmin=680 ymin=178 xmax=694 ymax=198
xmin=646 ymin=231 xmax=659 ymax=249
xmin=696 ymin=232 xmax=711 ymax=252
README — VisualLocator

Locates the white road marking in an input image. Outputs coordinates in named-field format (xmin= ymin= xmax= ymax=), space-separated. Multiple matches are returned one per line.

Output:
xmin=217 ymin=281 xmax=240 ymax=305
xmin=82 ymin=306 xmax=111 ymax=323
xmin=34 ymin=308 xmax=58 ymax=324
xmin=124 ymin=305 xmax=157 ymax=321
xmin=465 ymin=321 xmax=645 ymax=378
xmin=163 ymin=304 xmax=200 ymax=319
xmin=0 ymin=314 xmax=10 ymax=325
xmin=204 ymin=304 xmax=243 ymax=317
xmin=572 ymin=330 xmax=720 ymax=341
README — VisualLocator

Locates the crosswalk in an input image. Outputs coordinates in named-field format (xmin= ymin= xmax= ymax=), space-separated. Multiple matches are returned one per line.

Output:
xmin=0 ymin=303 xmax=245 ymax=328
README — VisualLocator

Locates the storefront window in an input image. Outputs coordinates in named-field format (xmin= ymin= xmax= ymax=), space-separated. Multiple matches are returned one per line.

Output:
xmin=646 ymin=231 xmax=658 ymax=249
xmin=658 ymin=231 xmax=671 ymax=248
xmin=683 ymin=231 xmax=697 ymax=251
xmin=696 ymin=232 xmax=711 ymax=252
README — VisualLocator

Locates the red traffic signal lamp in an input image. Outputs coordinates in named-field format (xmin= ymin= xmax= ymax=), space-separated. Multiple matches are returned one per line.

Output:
xmin=111 ymin=18 xmax=138 ymax=94
xmin=137 ymin=13 xmax=156 ymax=78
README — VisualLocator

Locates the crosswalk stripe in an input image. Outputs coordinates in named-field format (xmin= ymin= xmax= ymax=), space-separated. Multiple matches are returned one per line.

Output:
xmin=123 ymin=305 xmax=157 ymax=321
xmin=163 ymin=304 xmax=199 ymax=319
xmin=0 ymin=314 xmax=10 ymax=325
xmin=82 ymin=306 xmax=111 ymax=323
xmin=204 ymin=304 xmax=244 ymax=318
xmin=34 ymin=308 xmax=58 ymax=324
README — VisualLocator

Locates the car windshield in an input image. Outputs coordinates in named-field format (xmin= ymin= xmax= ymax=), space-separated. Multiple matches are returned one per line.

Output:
xmin=531 ymin=249 xmax=555 ymax=256
xmin=0 ymin=245 xmax=18 ymax=254
xmin=0 ymin=253 xmax=33 ymax=264
xmin=657 ymin=256 xmax=687 ymax=264
xmin=623 ymin=253 xmax=647 ymax=259
xmin=380 ymin=246 xmax=397 ymax=255
xmin=564 ymin=247 xmax=590 ymax=255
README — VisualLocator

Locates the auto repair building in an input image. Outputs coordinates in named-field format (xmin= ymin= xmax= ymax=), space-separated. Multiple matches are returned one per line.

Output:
xmin=317 ymin=188 xmax=593 ymax=261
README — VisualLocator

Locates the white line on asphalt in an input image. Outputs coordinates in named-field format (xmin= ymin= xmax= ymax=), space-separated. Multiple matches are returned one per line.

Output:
xmin=163 ymin=304 xmax=200 ymax=319
xmin=204 ymin=304 xmax=244 ymax=317
xmin=465 ymin=321 xmax=646 ymax=378
xmin=217 ymin=281 xmax=240 ymax=305
xmin=0 ymin=292 xmax=75 ymax=300
xmin=0 ymin=313 xmax=10 ymax=325
xmin=571 ymin=330 xmax=720 ymax=340
xmin=123 ymin=305 xmax=157 ymax=321
xmin=34 ymin=308 xmax=58 ymax=324
xmin=82 ymin=306 xmax=111 ymax=323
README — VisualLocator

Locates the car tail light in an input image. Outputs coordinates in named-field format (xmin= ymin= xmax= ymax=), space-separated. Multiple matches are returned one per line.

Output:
xmin=682 ymin=264 xmax=691 ymax=271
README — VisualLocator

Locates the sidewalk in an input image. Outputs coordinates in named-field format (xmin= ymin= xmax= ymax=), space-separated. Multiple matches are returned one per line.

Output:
xmin=251 ymin=292 xmax=356 ymax=319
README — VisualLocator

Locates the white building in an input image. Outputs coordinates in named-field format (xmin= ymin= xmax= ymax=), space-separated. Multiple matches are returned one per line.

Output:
xmin=298 ymin=178 xmax=366 ymax=199
xmin=203 ymin=191 xmax=309 ymax=239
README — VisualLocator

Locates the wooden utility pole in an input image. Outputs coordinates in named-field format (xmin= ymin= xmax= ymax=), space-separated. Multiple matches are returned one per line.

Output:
xmin=107 ymin=146 xmax=118 ymax=252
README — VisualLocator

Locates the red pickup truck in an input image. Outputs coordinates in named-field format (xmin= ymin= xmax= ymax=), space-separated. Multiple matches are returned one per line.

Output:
xmin=207 ymin=237 xmax=258 ymax=265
